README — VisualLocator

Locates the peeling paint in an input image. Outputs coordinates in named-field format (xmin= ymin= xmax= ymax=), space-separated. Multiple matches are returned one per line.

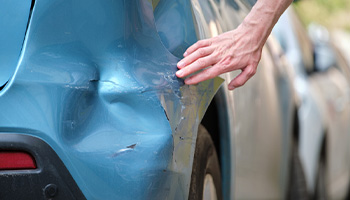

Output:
xmin=126 ymin=144 xmax=137 ymax=149
xmin=112 ymin=144 xmax=137 ymax=157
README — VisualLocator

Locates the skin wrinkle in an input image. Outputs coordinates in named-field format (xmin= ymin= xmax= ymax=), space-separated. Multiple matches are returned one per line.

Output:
xmin=176 ymin=0 xmax=293 ymax=89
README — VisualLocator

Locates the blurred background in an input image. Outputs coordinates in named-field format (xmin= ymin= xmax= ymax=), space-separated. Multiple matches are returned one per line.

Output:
xmin=293 ymin=0 xmax=350 ymax=64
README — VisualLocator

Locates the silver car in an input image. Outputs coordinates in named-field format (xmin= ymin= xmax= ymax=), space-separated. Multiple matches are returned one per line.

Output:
xmin=193 ymin=1 xmax=300 ymax=199
xmin=273 ymin=6 xmax=350 ymax=199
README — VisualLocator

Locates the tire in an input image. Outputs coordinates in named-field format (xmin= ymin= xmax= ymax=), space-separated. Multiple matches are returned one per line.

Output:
xmin=288 ymin=140 xmax=309 ymax=200
xmin=188 ymin=125 xmax=222 ymax=200
xmin=314 ymin=160 xmax=327 ymax=200
xmin=346 ymin=176 xmax=350 ymax=200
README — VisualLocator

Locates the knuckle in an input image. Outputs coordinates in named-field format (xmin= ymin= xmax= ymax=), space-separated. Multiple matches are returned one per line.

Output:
xmin=188 ymin=46 xmax=196 ymax=52
xmin=197 ymin=40 xmax=204 ymax=46
xmin=219 ymin=64 xmax=231 ymax=73
xmin=220 ymin=55 xmax=233 ymax=66
xmin=211 ymin=51 xmax=218 ymax=58
xmin=198 ymin=48 xmax=206 ymax=56
xmin=198 ymin=39 xmax=211 ymax=47
xmin=207 ymin=40 xmax=212 ymax=46
xmin=217 ymin=50 xmax=224 ymax=57
xmin=189 ymin=43 xmax=199 ymax=51
xmin=202 ymin=70 xmax=212 ymax=79
xmin=247 ymin=67 xmax=256 ymax=76
xmin=213 ymin=70 xmax=222 ymax=78
xmin=235 ymin=80 xmax=245 ymax=87
xmin=197 ymin=59 xmax=206 ymax=67
xmin=206 ymin=68 xmax=218 ymax=79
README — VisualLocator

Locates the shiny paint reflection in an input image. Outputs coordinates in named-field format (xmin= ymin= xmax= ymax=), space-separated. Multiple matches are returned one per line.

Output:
xmin=191 ymin=0 xmax=294 ymax=199
xmin=274 ymin=7 xmax=350 ymax=199
xmin=0 ymin=0 xmax=222 ymax=199
xmin=0 ymin=0 xmax=32 ymax=88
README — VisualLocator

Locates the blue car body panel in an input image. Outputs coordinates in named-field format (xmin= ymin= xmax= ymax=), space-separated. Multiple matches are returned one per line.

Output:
xmin=0 ymin=0 xmax=32 ymax=87
xmin=0 ymin=0 xmax=222 ymax=199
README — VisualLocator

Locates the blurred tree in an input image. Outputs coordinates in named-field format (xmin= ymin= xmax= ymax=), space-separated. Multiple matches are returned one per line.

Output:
xmin=294 ymin=0 xmax=350 ymax=31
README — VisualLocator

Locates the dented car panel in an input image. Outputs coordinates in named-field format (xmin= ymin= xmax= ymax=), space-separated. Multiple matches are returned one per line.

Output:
xmin=0 ymin=0 xmax=222 ymax=199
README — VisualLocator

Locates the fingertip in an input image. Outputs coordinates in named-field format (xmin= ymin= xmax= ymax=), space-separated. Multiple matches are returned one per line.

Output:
xmin=176 ymin=70 xmax=183 ymax=78
xmin=228 ymin=85 xmax=235 ymax=90
xmin=177 ymin=60 xmax=185 ymax=68
xmin=185 ymin=76 xmax=201 ymax=85
xmin=228 ymin=79 xmax=238 ymax=90
xmin=183 ymin=52 xmax=188 ymax=57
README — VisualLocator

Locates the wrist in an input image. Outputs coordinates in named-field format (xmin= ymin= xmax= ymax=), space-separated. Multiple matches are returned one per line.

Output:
xmin=240 ymin=0 xmax=292 ymax=47
xmin=238 ymin=17 xmax=270 ymax=50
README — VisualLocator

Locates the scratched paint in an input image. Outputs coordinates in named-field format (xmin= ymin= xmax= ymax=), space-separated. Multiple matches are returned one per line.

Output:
xmin=0 ymin=0 xmax=222 ymax=199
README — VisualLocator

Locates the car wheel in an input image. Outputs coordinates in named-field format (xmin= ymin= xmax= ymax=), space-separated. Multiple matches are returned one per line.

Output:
xmin=188 ymin=125 xmax=222 ymax=200
xmin=288 ymin=140 xmax=309 ymax=200
xmin=314 ymin=160 xmax=327 ymax=200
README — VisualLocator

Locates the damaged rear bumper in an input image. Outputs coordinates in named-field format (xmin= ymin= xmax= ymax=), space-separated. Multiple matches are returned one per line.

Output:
xmin=0 ymin=0 xmax=222 ymax=199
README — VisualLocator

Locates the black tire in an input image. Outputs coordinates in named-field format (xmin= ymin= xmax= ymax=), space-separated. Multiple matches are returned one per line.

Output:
xmin=288 ymin=140 xmax=309 ymax=200
xmin=345 ymin=175 xmax=350 ymax=200
xmin=314 ymin=160 xmax=327 ymax=200
xmin=188 ymin=125 xmax=222 ymax=200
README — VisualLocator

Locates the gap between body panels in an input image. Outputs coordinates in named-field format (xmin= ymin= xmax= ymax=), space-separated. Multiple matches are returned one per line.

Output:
xmin=0 ymin=0 xmax=36 ymax=93
xmin=21 ymin=0 xmax=35 ymax=50
xmin=0 ymin=82 xmax=8 ymax=91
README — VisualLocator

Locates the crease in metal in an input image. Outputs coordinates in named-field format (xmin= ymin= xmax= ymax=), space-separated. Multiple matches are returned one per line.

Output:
xmin=0 ymin=0 xmax=223 ymax=199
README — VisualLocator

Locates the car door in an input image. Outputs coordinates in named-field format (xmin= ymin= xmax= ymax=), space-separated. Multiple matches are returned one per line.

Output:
xmin=227 ymin=37 xmax=294 ymax=199
xmin=309 ymin=55 xmax=350 ymax=198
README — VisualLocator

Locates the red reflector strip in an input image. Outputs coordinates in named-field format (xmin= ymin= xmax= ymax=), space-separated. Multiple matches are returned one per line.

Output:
xmin=0 ymin=152 xmax=37 ymax=170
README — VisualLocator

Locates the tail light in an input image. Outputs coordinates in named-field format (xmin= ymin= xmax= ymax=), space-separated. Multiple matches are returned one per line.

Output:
xmin=0 ymin=151 xmax=37 ymax=170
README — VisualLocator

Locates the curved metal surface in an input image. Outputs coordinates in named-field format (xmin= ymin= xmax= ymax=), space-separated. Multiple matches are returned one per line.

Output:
xmin=0 ymin=0 xmax=32 ymax=88
xmin=273 ymin=7 xmax=350 ymax=199
xmin=192 ymin=0 xmax=295 ymax=199
xmin=153 ymin=0 xmax=198 ymax=57
xmin=273 ymin=8 xmax=325 ymax=193
xmin=0 ymin=0 xmax=222 ymax=199
xmin=0 ymin=0 xmax=302 ymax=199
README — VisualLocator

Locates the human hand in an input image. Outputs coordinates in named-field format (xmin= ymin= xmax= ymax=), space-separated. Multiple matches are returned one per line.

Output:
xmin=176 ymin=24 xmax=264 ymax=90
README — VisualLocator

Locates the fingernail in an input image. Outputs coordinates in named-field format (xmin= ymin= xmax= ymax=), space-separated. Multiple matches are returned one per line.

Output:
xmin=183 ymin=52 xmax=188 ymax=57
xmin=177 ymin=60 xmax=184 ymax=68
xmin=228 ymin=85 xmax=235 ymax=90
xmin=176 ymin=70 xmax=183 ymax=77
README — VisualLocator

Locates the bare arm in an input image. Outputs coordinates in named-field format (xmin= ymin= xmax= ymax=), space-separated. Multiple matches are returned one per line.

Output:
xmin=176 ymin=0 xmax=293 ymax=90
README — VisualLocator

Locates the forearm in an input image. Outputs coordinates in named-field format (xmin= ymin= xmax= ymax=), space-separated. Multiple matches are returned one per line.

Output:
xmin=241 ymin=0 xmax=293 ymax=47
xmin=176 ymin=0 xmax=293 ymax=89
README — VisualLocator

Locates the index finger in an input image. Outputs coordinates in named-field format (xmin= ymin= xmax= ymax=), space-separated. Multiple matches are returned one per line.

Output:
xmin=184 ymin=39 xmax=212 ymax=57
